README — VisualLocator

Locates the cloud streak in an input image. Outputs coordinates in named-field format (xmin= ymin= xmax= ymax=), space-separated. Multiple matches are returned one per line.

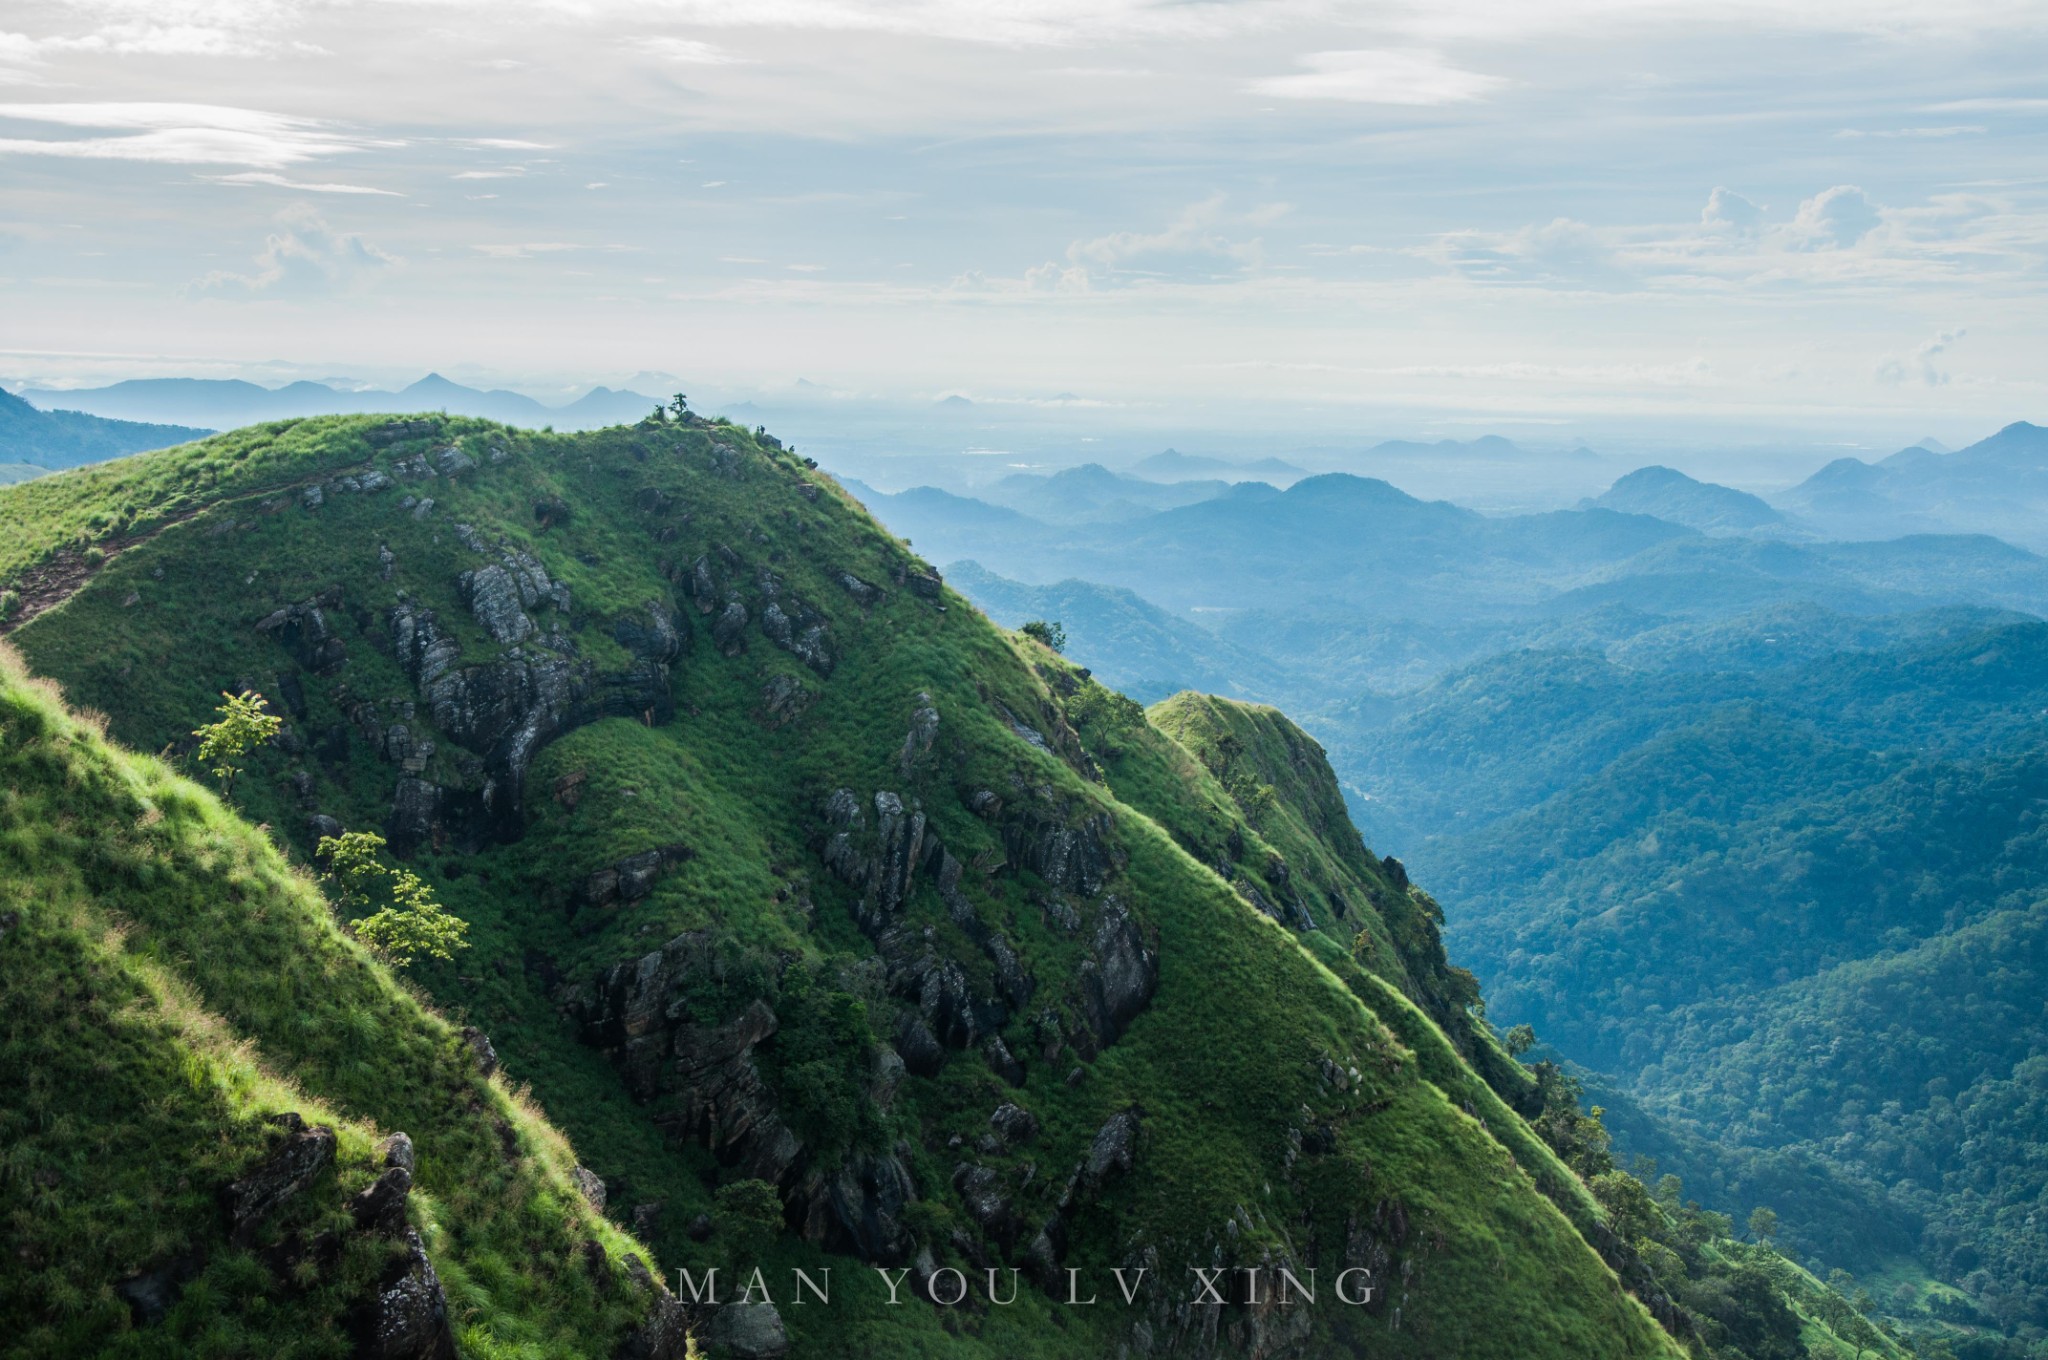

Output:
xmin=0 ymin=102 xmax=393 ymax=167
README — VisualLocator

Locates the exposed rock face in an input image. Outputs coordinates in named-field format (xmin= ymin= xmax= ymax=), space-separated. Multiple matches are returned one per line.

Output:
xmin=353 ymin=1229 xmax=459 ymax=1360
xmin=571 ymin=1166 xmax=607 ymax=1211
xmin=221 ymin=1117 xmax=336 ymax=1245
xmin=460 ymin=564 xmax=536 ymax=644
xmin=706 ymin=1301 xmax=791 ymax=1359
xmin=376 ymin=1132 xmax=416 ymax=1175
xmin=349 ymin=1166 xmax=413 ymax=1236
xmin=1075 ymin=898 xmax=1159 ymax=1056
xmin=254 ymin=589 xmax=348 ymax=675
xmin=1076 ymin=1108 xmax=1141 ymax=1198
xmin=578 ymin=844 xmax=692 ymax=911
xmin=388 ymin=600 xmax=596 ymax=845
xmin=989 ymin=1102 xmax=1040 ymax=1146
xmin=461 ymin=1026 xmax=499 ymax=1076
xmin=577 ymin=933 xmax=802 ymax=1187
xmin=999 ymin=806 xmax=1117 ymax=897
xmin=797 ymin=1151 xmax=918 ymax=1264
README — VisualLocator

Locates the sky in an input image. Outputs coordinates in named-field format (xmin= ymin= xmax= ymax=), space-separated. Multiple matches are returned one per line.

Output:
xmin=2 ymin=0 xmax=2046 ymax=440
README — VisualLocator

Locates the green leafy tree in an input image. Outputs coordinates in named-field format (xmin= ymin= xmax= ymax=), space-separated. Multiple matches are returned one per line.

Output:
xmin=713 ymin=1179 xmax=783 ymax=1267
xmin=1020 ymin=618 xmax=1066 ymax=653
xmin=669 ymin=392 xmax=690 ymax=420
xmin=1504 ymin=1023 xmax=1537 ymax=1057
xmin=1747 ymin=1205 xmax=1779 ymax=1245
xmin=191 ymin=689 xmax=281 ymax=800
xmin=316 ymin=830 xmax=469 ymax=966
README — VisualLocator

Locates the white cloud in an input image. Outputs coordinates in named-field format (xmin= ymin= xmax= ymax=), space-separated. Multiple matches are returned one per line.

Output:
xmin=192 ymin=203 xmax=396 ymax=296
xmin=0 ymin=102 xmax=390 ymax=167
xmin=1067 ymin=194 xmax=1272 ymax=274
xmin=1877 ymin=328 xmax=1966 ymax=386
xmin=1248 ymin=49 xmax=1504 ymax=105
xmin=471 ymin=241 xmax=581 ymax=258
xmin=1702 ymin=187 xmax=1764 ymax=233
xmin=640 ymin=36 xmax=745 ymax=64
xmin=1435 ymin=216 xmax=1633 ymax=288
xmin=207 ymin=170 xmax=401 ymax=195
xmin=1784 ymin=184 xmax=1883 ymax=250
xmin=1835 ymin=125 xmax=1983 ymax=139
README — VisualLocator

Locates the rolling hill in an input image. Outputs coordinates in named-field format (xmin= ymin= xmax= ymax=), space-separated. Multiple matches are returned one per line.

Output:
xmin=0 ymin=388 xmax=209 ymax=471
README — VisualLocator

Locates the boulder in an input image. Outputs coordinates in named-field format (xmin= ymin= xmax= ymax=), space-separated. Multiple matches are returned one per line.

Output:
xmin=349 ymin=1165 xmax=413 ymax=1236
xmin=376 ymin=1132 xmax=416 ymax=1175
xmin=706 ymin=1301 xmax=790 ymax=1359
xmin=353 ymin=1229 xmax=458 ymax=1360
xmin=571 ymin=1165 xmax=607 ymax=1211
xmin=222 ymin=1121 xmax=336 ymax=1245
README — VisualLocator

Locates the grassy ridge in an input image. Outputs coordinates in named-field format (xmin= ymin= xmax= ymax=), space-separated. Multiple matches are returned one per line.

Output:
xmin=0 ymin=646 xmax=666 ymax=1357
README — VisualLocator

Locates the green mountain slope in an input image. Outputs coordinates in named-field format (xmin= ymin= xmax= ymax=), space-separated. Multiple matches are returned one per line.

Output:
xmin=0 ymin=388 xmax=210 ymax=471
xmin=0 ymin=646 xmax=690 ymax=1359
xmin=0 ymin=412 xmax=1692 ymax=1358
xmin=1333 ymin=619 xmax=2048 ymax=1346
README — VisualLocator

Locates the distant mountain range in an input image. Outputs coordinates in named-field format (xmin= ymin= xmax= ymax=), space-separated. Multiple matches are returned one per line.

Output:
xmin=1129 ymin=448 xmax=1306 ymax=483
xmin=1584 ymin=465 xmax=1789 ymax=535
xmin=1776 ymin=420 xmax=2048 ymax=550
xmin=12 ymin=373 xmax=662 ymax=435
xmin=0 ymin=388 xmax=210 ymax=473
xmin=983 ymin=463 xmax=1230 ymax=522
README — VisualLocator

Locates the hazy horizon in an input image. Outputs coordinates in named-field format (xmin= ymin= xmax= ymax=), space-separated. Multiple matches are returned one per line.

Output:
xmin=4 ymin=0 xmax=2047 ymax=446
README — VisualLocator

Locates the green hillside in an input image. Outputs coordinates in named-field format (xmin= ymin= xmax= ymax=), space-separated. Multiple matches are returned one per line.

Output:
xmin=1334 ymin=623 xmax=2048 ymax=1351
xmin=0 ymin=410 xmax=1888 ymax=1358
xmin=0 ymin=645 xmax=687 ymax=1358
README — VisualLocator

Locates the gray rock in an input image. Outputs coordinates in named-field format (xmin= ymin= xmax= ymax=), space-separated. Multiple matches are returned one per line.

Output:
xmin=898 ymin=697 xmax=939 ymax=776
xmin=1078 ymin=1108 xmax=1141 ymax=1197
xmin=349 ymin=1165 xmax=413 ymax=1236
xmin=376 ymin=1132 xmax=416 ymax=1175
xmin=1077 ymin=899 xmax=1158 ymax=1053
xmin=983 ymin=1034 xmax=1026 ymax=1087
xmin=357 ymin=469 xmax=394 ymax=492
xmin=989 ymin=1102 xmax=1040 ymax=1146
xmin=300 ymin=484 xmax=325 ymax=510
xmin=837 ymin=572 xmax=882 ymax=606
xmin=570 ymin=1165 xmax=607 ymax=1211
xmin=308 ymin=813 xmax=343 ymax=844
xmin=689 ymin=556 xmax=720 ymax=615
xmin=366 ymin=419 xmax=437 ymax=447
xmin=354 ymin=1228 xmax=458 ymax=1360
xmin=459 ymin=564 xmax=535 ymax=644
xmin=433 ymin=445 xmax=476 ymax=475
xmin=712 ymin=600 xmax=749 ymax=655
xmin=461 ymin=1026 xmax=499 ymax=1076
xmin=706 ymin=1301 xmax=790 ymax=1359
xmin=222 ymin=1120 xmax=336 ymax=1245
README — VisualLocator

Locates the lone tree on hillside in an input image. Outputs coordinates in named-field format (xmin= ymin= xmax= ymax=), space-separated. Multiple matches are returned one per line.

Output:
xmin=192 ymin=690 xmax=281 ymax=801
xmin=318 ymin=830 xmax=470 ymax=966
xmin=1021 ymin=619 xmax=1066 ymax=653
xmin=1747 ymin=1205 xmax=1779 ymax=1245
xmin=1504 ymin=1023 xmax=1537 ymax=1057
xmin=669 ymin=392 xmax=690 ymax=420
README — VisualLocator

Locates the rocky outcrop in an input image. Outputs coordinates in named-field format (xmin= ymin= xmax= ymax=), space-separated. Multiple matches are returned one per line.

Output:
xmin=706 ymin=1301 xmax=791 ymax=1359
xmin=577 ymin=933 xmax=802 ymax=1187
xmin=795 ymin=1151 xmax=918 ymax=1264
xmin=578 ymin=844 xmax=693 ymax=912
xmin=352 ymin=1229 xmax=459 ymax=1360
xmin=221 ymin=1115 xmax=336 ymax=1246
xmin=254 ymin=589 xmax=349 ymax=676
xmin=571 ymin=1166 xmax=607 ymax=1211
xmin=1074 ymin=897 xmax=1159 ymax=1057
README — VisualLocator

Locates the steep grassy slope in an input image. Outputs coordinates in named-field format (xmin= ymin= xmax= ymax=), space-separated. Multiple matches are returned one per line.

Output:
xmin=0 ymin=647 xmax=685 ymax=1359
xmin=0 ymin=413 xmax=1688 ymax=1359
